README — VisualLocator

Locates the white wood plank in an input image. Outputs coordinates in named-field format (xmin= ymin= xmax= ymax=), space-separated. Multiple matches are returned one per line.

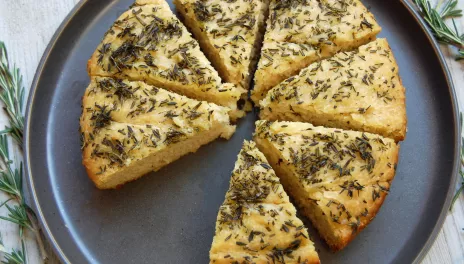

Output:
xmin=0 ymin=0 xmax=462 ymax=263
xmin=421 ymin=0 xmax=464 ymax=262
xmin=0 ymin=1 xmax=79 ymax=263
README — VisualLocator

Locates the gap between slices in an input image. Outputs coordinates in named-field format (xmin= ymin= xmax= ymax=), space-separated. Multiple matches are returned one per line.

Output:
xmin=209 ymin=140 xmax=320 ymax=263
xmin=251 ymin=0 xmax=382 ymax=104
xmin=174 ymin=0 xmax=270 ymax=91
xmin=79 ymin=0 xmax=408 ymax=255
xmin=259 ymin=39 xmax=407 ymax=142
xmin=87 ymin=0 xmax=247 ymax=120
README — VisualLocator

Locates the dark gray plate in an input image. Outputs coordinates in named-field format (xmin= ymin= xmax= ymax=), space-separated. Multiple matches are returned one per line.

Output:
xmin=24 ymin=0 xmax=461 ymax=263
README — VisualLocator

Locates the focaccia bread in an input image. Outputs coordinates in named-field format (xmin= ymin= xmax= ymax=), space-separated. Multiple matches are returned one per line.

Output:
xmin=87 ymin=0 xmax=247 ymax=120
xmin=80 ymin=77 xmax=235 ymax=189
xmin=260 ymin=39 xmax=407 ymax=141
xmin=254 ymin=120 xmax=399 ymax=251
xmin=210 ymin=140 xmax=320 ymax=264
xmin=252 ymin=0 xmax=381 ymax=103
xmin=174 ymin=0 xmax=269 ymax=90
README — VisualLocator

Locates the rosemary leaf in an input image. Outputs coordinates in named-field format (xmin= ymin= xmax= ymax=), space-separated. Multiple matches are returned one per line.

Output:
xmin=415 ymin=1 xmax=463 ymax=209
xmin=0 ymin=234 xmax=26 ymax=264
xmin=457 ymin=48 xmax=464 ymax=60
xmin=415 ymin=0 xmax=464 ymax=60
xmin=0 ymin=41 xmax=46 ymax=260
xmin=0 ymin=135 xmax=22 ymax=200
xmin=0 ymin=204 xmax=32 ymax=231
xmin=0 ymin=42 xmax=25 ymax=146
xmin=440 ymin=0 xmax=463 ymax=18
xmin=450 ymin=114 xmax=464 ymax=210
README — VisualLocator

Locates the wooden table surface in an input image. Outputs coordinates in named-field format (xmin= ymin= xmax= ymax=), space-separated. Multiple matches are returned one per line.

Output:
xmin=0 ymin=0 xmax=463 ymax=263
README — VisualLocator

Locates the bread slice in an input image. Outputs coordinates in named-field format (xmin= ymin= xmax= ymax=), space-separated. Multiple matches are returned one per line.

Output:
xmin=251 ymin=0 xmax=381 ymax=103
xmin=259 ymin=39 xmax=407 ymax=141
xmin=80 ymin=77 xmax=235 ymax=189
xmin=254 ymin=120 xmax=399 ymax=251
xmin=210 ymin=140 xmax=320 ymax=264
xmin=87 ymin=0 xmax=246 ymax=120
xmin=174 ymin=0 xmax=269 ymax=90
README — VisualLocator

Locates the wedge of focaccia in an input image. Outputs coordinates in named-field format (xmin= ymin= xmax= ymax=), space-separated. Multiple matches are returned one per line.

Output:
xmin=174 ymin=0 xmax=269 ymax=90
xmin=80 ymin=77 xmax=235 ymax=189
xmin=251 ymin=0 xmax=381 ymax=103
xmin=87 ymin=0 xmax=247 ymax=120
xmin=259 ymin=39 xmax=406 ymax=142
xmin=210 ymin=140 xmax=320 ymax=264
xmin=254 ymin=120 xmax=399 ymax=251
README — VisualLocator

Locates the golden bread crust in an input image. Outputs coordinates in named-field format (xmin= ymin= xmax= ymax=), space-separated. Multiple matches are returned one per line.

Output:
xmin=80 ymin=77 xmax=235 ymax=189
xmin=209 ymin=141 xmax=320 ymax=263
xmin=259 ymin=39 xmax=407 ymax=141
xmin=252 ymin=0 xmax=381 ymax=103
xmin=254 ymin=120 xmax=399 ymax=251
xmin=87 ymin=0 xmax=246 ymax=119
xmin=174 ymin=0 xmax=269 ymax=90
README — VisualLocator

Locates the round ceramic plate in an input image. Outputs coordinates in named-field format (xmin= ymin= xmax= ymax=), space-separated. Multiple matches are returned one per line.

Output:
xmin=25 ymin=0 xmax=461 ymax=263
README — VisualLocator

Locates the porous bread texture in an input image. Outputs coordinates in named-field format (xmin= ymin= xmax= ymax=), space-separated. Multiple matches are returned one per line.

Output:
xmin=174 ymin=0 xmax=269 ymax=91
xmin=87 ymin=0 xmax=247 ymax=120
xmin=80 ymin=77 xmax=235 ymax=189
xmin=210 ymin=140 xmax=320 ymax=264
xmin=259 ymin=39 xmax=407 ymax=142
xmin=252 ymin=0 xmax=381 ymax=103
xmin=254 ymin=120 xmax=399 ymax=251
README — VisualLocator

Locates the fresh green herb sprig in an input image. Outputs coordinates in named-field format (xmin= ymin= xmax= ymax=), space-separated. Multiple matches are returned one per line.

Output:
xmin=450 ymin=114 xmax=464 ymax=210
xmin=0 ymin=42 xmax=25 ymax=145
xmin=415 ymin=0 xmax=464 ymax=60
xmin=0 ymin=234 xmax=26 ymax=264
xmin=0 ymin=42 xmax=46 ymax=262
xmin=415 ymin=1 xmax=464 ymax=209
xmin=458 ymin=48 xmax=464 ymax=59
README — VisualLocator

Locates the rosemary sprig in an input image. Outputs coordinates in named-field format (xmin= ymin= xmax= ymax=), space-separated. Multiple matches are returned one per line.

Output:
xmin=415 ymin=0 xmax=464 ymax=60
xmin=0 ymin=42 xmax=25 ymax=145
xmin=0 ymin=203 xmax=33 ymax=234
xmin=0 ymin=135 xmax=23 ymax=201
xmin=416 ymin=1 xmax=464 ymax=209
xmin=458 ymin=48 xmax=464 ymax=59
xmin=0 ymin=42 xmax=47 ymax=261
xmin=0 ymin=234 xmax=26 ymax=264
xmin=450 ymin=114 xmax=464 ymax=210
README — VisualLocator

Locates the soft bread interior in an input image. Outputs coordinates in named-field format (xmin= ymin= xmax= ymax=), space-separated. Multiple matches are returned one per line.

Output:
xmin=254 ymin=136 xmax=346 ymax=249
xmin=174 ymin=0 xmax=269 ymax=90
xmin=90 ymin=123 xmax=234 ymax=189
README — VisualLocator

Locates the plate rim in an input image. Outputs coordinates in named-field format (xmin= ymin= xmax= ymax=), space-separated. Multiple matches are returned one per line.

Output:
xmin=24 ymin=2 xmax=90 ymax=263
xmin=397 ymin=1 xmax=461 ymax=263
xmin=23 ymin=0 xmax=461 ymax=263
